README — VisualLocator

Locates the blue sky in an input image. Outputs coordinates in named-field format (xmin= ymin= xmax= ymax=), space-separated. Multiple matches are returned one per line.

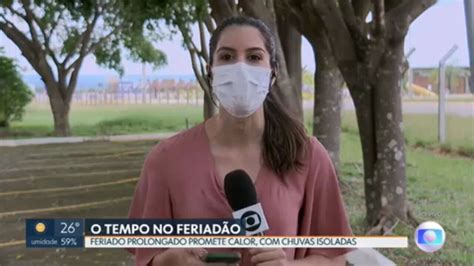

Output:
xmin=0 ymin=0 xmax=470 ymax=76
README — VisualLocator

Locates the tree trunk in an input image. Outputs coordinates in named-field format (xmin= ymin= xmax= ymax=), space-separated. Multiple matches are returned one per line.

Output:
xmin=349 ymin=42 xmax=408 ymax=229
xmin=204 ymin=90 xmax=218 ymax=120
xmin=277 ymin=0 xmax=435 ymax=233
xmin=0 ymin=106 xmax=7 ymax=128
xmin=0 ymin=120 xmax=8 ymax=128
xmin=311 ymin=38 xmax=344 ymax=173
xmin=277 ymin=15 xmax=303 ymax=120
xmin=350 ymin=85 xmax=379 ymax=226
xmin=272 ymin=0 xmax=344 ymax=171
xmin=373 ymin=42 xmax=407 ymax=224
xmin=47 ymin=84 xmax=72 ymax=136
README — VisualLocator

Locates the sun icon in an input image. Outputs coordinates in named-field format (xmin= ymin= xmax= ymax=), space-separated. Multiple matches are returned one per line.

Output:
xmin=35 ymin=222 xmax=46 ymax=233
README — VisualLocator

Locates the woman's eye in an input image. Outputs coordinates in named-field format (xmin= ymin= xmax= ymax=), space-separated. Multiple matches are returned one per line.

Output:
xmin=220 ymin=54 xmax=233 ymax=61
xmin=249 ymin=54 xmax=262 ymax=61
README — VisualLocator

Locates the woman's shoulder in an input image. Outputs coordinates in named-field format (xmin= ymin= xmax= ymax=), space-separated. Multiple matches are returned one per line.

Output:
xmin=304 ymin=136 xmax=334 ymax=172
xmin=145 ymin=123 xmax=206 ymax=163
xmin=306 ymin=136 xmax=331 ymax=161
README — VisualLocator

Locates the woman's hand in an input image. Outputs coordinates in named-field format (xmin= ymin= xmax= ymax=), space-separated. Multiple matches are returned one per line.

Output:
xmin=151 ymin=248 xmax=207 ymax=266
xmin=249 ymin=248 xmax=287 ymax=266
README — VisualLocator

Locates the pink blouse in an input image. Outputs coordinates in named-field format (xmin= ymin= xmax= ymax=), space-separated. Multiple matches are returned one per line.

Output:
xmin=127 ymin=123 xmax=353 ymax=265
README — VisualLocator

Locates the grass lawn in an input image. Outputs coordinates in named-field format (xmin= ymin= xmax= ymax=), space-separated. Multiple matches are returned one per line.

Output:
xmin=339 ymin=132 xmax=473 ymax=264
xmin=304 ymin=110 xmax=474 ymax=157
xmin=6 ymin=104 xmax=474 ymax=152
xmin=3 ymin=104 xmax=203 ymax=138
xmin=2 ymin=103 xmax=473 ymax=263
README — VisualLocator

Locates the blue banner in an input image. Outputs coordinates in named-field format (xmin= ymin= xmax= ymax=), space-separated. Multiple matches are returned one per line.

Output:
xmin=26 ymin=219 xmax=84 ymax=248
xmin=85 ymin=219 xmax=244 ymax=236
xmin=26 ymin=218 xmax=245 ymax=248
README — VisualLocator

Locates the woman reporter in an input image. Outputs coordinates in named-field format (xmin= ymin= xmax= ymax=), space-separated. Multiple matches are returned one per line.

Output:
xmin=128 ymin=16 xmax=353 ymax=266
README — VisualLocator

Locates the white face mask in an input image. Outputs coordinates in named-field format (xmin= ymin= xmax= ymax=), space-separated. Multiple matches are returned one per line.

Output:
xmin=212 ymin=62 xmax=272 ymax=118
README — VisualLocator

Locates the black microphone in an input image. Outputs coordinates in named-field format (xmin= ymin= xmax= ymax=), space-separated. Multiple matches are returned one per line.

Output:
xmin=224 ymin=169 xmax=269 ymax=236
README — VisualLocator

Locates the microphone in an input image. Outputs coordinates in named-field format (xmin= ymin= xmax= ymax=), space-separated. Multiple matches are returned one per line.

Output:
xmin=224 ymin=169 xmax=269 ymax=236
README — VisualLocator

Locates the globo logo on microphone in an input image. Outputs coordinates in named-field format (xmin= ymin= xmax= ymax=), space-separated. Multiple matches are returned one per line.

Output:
xmin=241 ymin=210 xmax=261 ymax=231
xmin=232 ymin=203 xmax=269 ymax=235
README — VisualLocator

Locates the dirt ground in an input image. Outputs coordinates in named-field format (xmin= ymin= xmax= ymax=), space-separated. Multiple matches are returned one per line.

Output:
xmin=0 ymin=140 xmax=159 ymax=266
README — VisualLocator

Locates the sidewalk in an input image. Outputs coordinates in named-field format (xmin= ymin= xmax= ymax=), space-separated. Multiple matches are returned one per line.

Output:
xmin=0 ymin=132 xmax=176 ymax=147
xmin=346 ymin=248 xmax=396 ymax=266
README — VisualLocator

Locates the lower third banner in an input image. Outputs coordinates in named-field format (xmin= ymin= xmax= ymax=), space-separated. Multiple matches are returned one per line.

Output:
xmin=84 ymin=236 xmax=408 ymax=249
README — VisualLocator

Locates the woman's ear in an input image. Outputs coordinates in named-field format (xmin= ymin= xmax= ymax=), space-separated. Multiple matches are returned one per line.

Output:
xmin=271 ymin=71 xmax=277 ymax=87
xmin=271 ymin=61 xmax=279 ymax=87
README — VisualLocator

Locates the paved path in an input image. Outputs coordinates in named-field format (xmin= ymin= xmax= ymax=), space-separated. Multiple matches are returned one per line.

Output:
xmin=303 ymin=99 xmax=474 ymax=117
xmin=0 ymin=132 xmax=175 ymax=147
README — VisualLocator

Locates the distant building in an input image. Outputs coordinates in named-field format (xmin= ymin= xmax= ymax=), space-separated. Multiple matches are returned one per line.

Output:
xmin=412 ymin=67 xmax=471 ymax=94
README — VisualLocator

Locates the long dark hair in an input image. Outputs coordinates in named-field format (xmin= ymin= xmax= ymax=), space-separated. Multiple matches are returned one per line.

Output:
xmin=208 ymin=16 xmax=308 ymax=176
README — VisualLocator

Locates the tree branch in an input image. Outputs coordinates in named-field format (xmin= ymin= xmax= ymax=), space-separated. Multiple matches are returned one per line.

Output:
xmin=238 ymin=0 xmax=274 ymax=32
xmin=198 ymin=21 xmax=209 ymax=62
xmin=87 ymin=26 xmax=122 ymax=55
xmin=62 ymin=5 xmax=100 ymax=66
xmin=0 ymin=18 xmax=53 ymax=76
xmin=171 ymin=11 xmax=210 ymax=94
xmin=66 ymin=65 xmax=81 ymax=102
xmin=372 ymin=0 xmax=386 ymax=38
xmin=22 ymin=3 xmax=62 ymax=67
xmin=209 ymin=0 xmax=237 ymax=24
xmin=387 ymin=0 xmax=436 ymax=40
xmin=353 ymin=0 xmax=372 ymax=18
xmin=385 ymin=0 xmax=400 ymax=12
xmin=47 ymin=10 xmax=63 ymax=44
xmin=65 ymin=22 xmax=121 ymax=95
xmin=274 ymin=1 xmax=303 ymax=33
xmin=187 ymin=42 xmax=209 ymax=94
xmin=0 ymin=19 xmax=37 ymax=66
xmin=276 ymin=0 xmax=325 ymax=43
xmin=315 ymin=0 xmax=358 ymax=65
xmin=5 ymin=5 xmax=41 ymax=47
xmin=340 ymin=0 xmax=368 ymax=42
xmin=228 ymin=0 xmax=237 ymax=14
xmin=177 ymin=22 xmax=205 ymax=66
xmin=65 ymin=5 xmax=104 ymax=95
xmin=5 ymin=6 xmax=28 ymax=21
xmin=203 ymin=11 xmax=215 ymax=33
xmin=198 ymin=54 xmax=207 ymax=83
xmin=0 ymin=18 xmax=58 ymax=97
xmin=18 ymin=0 xmax=41 ymax=44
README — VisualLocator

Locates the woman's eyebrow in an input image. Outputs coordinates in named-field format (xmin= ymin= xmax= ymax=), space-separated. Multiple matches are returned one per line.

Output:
xmin=216 ymin=47 xmax=265 ymax=53
xmin=216 ymin=47 xmax=236 ymax=53
xmin=246 ymin=47 xmax=265 ymax=53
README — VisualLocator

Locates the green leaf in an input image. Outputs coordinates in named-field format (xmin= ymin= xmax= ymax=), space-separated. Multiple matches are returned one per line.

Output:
xmin=62 ymin=29 xmax=80 ymax=55
xmin=0 ymin=54 xmax=33 ymax=126
xmin=0 ymin=0 xmax=14 ymax=8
